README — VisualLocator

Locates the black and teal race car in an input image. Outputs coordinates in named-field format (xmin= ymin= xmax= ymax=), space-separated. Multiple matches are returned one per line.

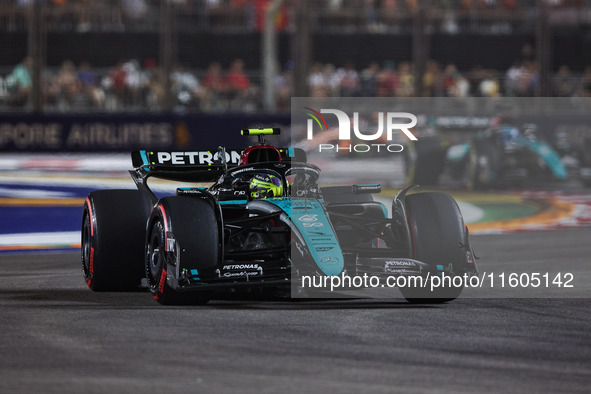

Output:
xmin=82 ymin=128 xmax=478 ymax=304
xmin=407 ymin=123 xmax=569 ymax=190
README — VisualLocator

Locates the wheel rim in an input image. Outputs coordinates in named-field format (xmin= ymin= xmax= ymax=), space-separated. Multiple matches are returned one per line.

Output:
xmin=82 ymin=212 xmax=91 ymax=278
xmin=147 ymin=221 xmax=165 ymax=289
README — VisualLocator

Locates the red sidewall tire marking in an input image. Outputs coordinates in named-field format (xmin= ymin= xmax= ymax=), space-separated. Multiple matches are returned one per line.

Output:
xmin=158 ymin=268 xmax=167 ymax=295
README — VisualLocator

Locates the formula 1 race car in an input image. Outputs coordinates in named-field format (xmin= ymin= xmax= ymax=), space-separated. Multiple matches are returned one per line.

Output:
xmin=407 ymin=123 xmax=568 ymax=190
xmin=82 ymin=128 xmax=478 ymax=305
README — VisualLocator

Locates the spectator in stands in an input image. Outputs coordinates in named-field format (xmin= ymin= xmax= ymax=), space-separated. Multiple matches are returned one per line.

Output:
xmin=202 ymin=61 xmax=226 ymax=110
xmin=6 ymin=56 xmax=33 ymax=106
xmin=143 ymin=61 xmax=165 ymax=111
xmin=171 ymin=64 xmax=204 ymax=109
xmin=396 ymin=61 xmax=415 ymax=97
xmin=77 ymin=61 xmax=95 ymax=87
xmin=123 ymin=59 xmax=142 ymax=107
xmin=323 ymin=64 xmax=341 ymax=97
xmin=376 ymin=60 xmax=399 ymax=97
xmin=122 ymin=0 xmax=148 ymax=21
xmin=442 ymin=64 xmax=470 ymax=97
xmin=69 ymin=78 xmax=94 ymax=109
xmin=77 ymin=61 xmax=105 ymax=108
xmin=454 ymin=74 xmax=470 ymax=97
xmin=225 ymin=59 xmax=250 ymax=90
xmin=136 ymin=59 xmax=156 ymax=109
xmin=478 ymin=69 xmax=500 ymax=97
xmin=56 ymin=59 xmax=80 ymax=110
xmin=469 ymin=66 xmax=484 ymax=96
xmin=307 ymin=63 xmax=327 ymax=97
xmin=505 ymin=61 xmax=523 ymax=96
xmin=521 ymin=61 xmax=540 ymax=96
xmin=43 ymin=71 xmax=61 ymax=109
xmin=274 ymin=66 xmax=292 ymax=111
xmin=553 ymin=65 xmax=575 ymax=97
xmin=421 ymin=60 xmax=440 ymax=96
xmin=505 ymin=61 xmax=539 ymax=97
xmin=360 ymin=62 xmax=380 ymax=96
xmin=336 ymin=63 xmax=360 ymax=97
xmin=104 ymin=61 xmax=127 ymax=109
xmin=364 ymin=0 xmax=381 ymax=32
xmin=441 ymin=10 xmax=459 ymax=34
xmin=224 ymin=58 xmax=252 ymax=110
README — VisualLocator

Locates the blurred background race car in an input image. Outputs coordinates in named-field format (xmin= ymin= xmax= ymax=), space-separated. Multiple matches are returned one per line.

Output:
xmin=405 ymin=120 xmax=591 ymax=190
xmin=446 ymin=123 xmax=567 ymax=189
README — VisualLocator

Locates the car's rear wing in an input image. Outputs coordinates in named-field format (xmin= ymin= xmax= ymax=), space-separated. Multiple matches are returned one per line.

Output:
xmin=132 ymin=147 xmax=307 ymax=170
xmin=129 ymin=149 xmax=238 ymax=189
xmin=132 ymin=149 xmax=243 ymax=169
xmin=130 ymin=147 xmax=309 ymax=187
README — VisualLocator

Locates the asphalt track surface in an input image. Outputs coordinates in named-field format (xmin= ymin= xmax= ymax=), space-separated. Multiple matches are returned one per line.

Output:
xmin=1 ymin=229 xmax=590 ymax=393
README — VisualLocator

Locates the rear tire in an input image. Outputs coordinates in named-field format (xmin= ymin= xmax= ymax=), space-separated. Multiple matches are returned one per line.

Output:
xmin=405 ymin=138 xmax=446 ymax=186
xmin=399 ymin=192 xmax=468 ymax=303
xmin=82 ymin=190 xmax=152 ymax=291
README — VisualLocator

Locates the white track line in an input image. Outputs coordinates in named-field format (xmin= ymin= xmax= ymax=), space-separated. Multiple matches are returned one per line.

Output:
xmin=0 ymin=231 xmax=80 ymax=246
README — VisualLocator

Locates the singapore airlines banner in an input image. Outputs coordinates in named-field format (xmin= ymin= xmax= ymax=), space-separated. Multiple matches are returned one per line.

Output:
xmin=0 ymin=113 xmax=290 ymax=152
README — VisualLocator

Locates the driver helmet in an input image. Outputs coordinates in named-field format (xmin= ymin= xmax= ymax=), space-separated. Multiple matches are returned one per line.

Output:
xmin=499 ymin=127 xmax=519 ymax=144
xmin=249 ymin=173 xmax=283 ymax=200
xmin=522 ymin=123 xmax=538 ymax=140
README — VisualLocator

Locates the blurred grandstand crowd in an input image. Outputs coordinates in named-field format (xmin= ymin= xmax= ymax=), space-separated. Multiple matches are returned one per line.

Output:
xmin=3 ymin=0 xmax=589 ymax=33
xmin=1 ymin=57 xmax=262 ymax=112
xmin=3 ymin=54 xmax=591 ymax=112
xmin=2 ymin=0 xmax=591 ymax=112
xmin=306 ymin=57 xmax=591 ymax=98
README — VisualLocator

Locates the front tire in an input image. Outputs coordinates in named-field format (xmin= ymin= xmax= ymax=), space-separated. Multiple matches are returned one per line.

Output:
xmin=399 ymin=192 xmax=468 ymax=303
xmin=146 ymin=196 xmax=219 ymax=305
xmin=405 ymin=138 xmax=446 ymax=186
